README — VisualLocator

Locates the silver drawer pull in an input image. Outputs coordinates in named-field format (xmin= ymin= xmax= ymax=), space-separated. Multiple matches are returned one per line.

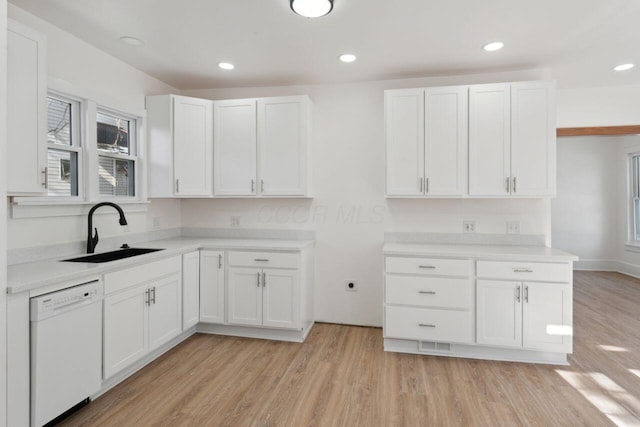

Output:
xmin=418 ymin=290 xmax=436 ymax=295
xmin=418 ymin=265 xmax=436 ymax=269
xmin=419 ymin=323 xmax=436 ymax=328
xmin=254 ymin=258 xmax=269 ymax=262
xmin=513 ymin=268 xmax=533 ymax=273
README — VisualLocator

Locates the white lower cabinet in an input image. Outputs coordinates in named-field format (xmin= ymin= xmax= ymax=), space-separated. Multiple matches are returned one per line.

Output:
xmin=182 ymin=251 xmax=200 ymax=329
xmin=199 ymin=250 xmax=226 ymax=324
xmin=103 ymin=257 xmax=182 ymax=379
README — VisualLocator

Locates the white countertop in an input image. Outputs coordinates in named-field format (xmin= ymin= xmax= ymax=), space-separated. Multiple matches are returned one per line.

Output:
xmin=383 ymin=242 xmax=578 ymax=262
xmin=8 ymin=237 xmax=314 ymax=294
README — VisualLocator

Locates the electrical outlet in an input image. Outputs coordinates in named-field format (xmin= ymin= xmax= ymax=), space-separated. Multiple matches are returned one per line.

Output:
xmin=345 ymin=281 xmax=358 ymax=292
xmin=230 ymin=216 xmax=240 ymax=227
xmin=463 ymin=221 xmax=476 ymax=233
xmin=507 ymin=221 xmax=521 ymax=234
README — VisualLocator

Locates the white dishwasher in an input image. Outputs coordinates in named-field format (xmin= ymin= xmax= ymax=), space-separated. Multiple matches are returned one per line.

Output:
xmin=30 ymin=280 xmax=103 ymax=427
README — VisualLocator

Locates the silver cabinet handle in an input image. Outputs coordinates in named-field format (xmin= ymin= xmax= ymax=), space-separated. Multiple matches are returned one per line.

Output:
xmin=425 ymin=177 xmax=429 ymax=193
xmin=262 ymin=272 xmax=266 ymax=287
xmin=419 ymin=177 xmax=423 ymax=193
xmin=254 ymin=258 xmax=269 ymax=262
xmin=524 ymin=285 xmax=529 ymax=303
xmin=261 ymin=179 xmax=265 ymax=193
xmin=513 ymin=268 xmax=533 ymax=273
xmin=516 ymin=285 xmax=521 ymax=303
xmin=257 ymin=272 xmax=261 ymax=287
xmin=513 ymin=177 xmax=517 ymax=193
xmin=176 ymin=179 xmax=180 ymax=193
xmin=145 ymin=288 xmax=150 ymax=306
xmin=251 ymin=179 xmax=255 ymax=192
xmin=418 ymin=265 xmax=436 ymax=269
xmin=218 ymin=254 xmax=222 ymax=269
xmin=418 ymin=290 xmax=436 ymax=295
xmin=505 ymin=177 xmax=510 ymax=193
xmin=42 ymin=167 xmax=48 ymax=189
xmin=151 ymin=286 xmax=156 ymax=304
xmin=419 ymin=323 xmax=436 ymax=328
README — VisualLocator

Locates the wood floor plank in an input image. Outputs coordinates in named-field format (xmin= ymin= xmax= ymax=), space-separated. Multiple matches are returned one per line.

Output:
xmin=59 ymin=271 xmax=640 ymax=426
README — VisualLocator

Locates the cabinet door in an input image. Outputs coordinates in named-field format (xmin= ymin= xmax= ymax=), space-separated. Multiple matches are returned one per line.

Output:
xmin=148 ymin=274 xmax=182 ymax=351
xmin=200 ymin=250 xmax=226 ymax=324
xmin=469 ymin=84 xmax=511 ymax=196
xmin=262 ymin=269 xmax=299 ymax=329
xmin=385 ymin=89 xmax=425 ymax=196
xmin=214 ymin=99 xmax=257 ymax=196
xmin=103 ymin=285 xmax=148 ymax=379
xmin=257 ymin=96 xmax=309 ymax=196
xmin=228 ymin=267 xmax=262 ymax=326
xmin=510 ymin=81 xmax=556 ymax=196
xmin=173 ymin=96 xmax=213 ymax=196
xmin=424 ymin=86 xmax=468 ymax=196
xmin=7 ymin=20 xmax=47 ymax=195
xmin=182 ymin=251 xmax=200 ymax=329
xmin=476 ymin=280 xmax=522 ymax=348
xmin=523 ymin=282 xmax=572 ymax=353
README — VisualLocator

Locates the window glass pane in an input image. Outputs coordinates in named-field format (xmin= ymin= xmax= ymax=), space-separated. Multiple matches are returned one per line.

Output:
xmin=47 ymin=97 xmax=72 ymax=146
xmin=635 ymin=198 xmax=640 ymax=241
xmin=99 ymin=156 xmax=135 ymax=197
xmin=97 ymin=111 xmax=131 ymax=155
xmin=47 ymin=149 xmax=78 ymax=196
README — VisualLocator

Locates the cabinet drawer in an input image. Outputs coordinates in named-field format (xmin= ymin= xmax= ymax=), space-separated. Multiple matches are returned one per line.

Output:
xmin=476 ymin=261 xmax=571 ymax=282
xmin=385 ymin=257 xmax=472 ymax=277
xmin=386 ymin=275 xmax=472 ymax=309
xmin=385 ymin=306 xmax=474 ymax=344
xmin=228 ymin=251 xmax=298 ymax=269
xmin=104 ymin=256 xmax=181 ymax=295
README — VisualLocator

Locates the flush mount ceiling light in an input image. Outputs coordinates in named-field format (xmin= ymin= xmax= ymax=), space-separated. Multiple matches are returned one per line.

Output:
xmin=119 ymin=36 xmax=144 ymax=46
xmin=483 ymin=41 xmax=504 ymax=52
xmin=614 ymin=63 xmax=634 ymax=71
xmin=290 ymin=0 xmax=333 ymax=18
xmin=339 ymin=53 xmax=357 ymax=63
xmin=218 ymin=62 xmax=235 ymax=70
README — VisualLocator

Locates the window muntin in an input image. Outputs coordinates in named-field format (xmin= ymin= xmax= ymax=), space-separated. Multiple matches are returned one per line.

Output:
xmin=97 ymin=109 xmax=137 ymax=198
xmin=631 ymin=154 xmax=640 ymax=243
xmin=46 ymin=95 xmax=81 ymax=197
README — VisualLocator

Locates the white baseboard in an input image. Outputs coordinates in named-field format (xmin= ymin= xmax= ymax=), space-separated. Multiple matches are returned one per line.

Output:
xmin=574 ymin=258 xmax=640 ymax=280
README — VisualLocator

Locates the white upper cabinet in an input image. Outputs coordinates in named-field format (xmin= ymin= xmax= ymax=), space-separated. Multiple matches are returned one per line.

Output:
xmin=147 ymin=95 xmax=213 ymax=197
xmin=510 ymin=81 xmax=556 ymax=196
xmin=385 ymin=89 xmax=425 ymax=196
xmin=257 ymin=96 xmax=310 ymax=196
xmin=7 ymin=20 xmax=47 ymax=196
xmin=214 ymin=99 xmax=258 ymax=196
xmin=425 ymin=86 xmax=468 ymax=196
xmin=468 ymin=84 xmax=511 ymax=196
xmin=469 ymin=81 xmax=556 ymax=197
xmin=385 ymin=86 xmax=468 ymax=197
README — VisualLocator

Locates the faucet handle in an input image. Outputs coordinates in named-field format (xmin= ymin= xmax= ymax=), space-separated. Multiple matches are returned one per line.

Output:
xmin=92 ymin=227 xmax=99 ymax=246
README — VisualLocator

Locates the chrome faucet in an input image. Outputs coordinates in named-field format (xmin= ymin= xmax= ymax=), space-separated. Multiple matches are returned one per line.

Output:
xmin=87 ymin=202 xmax=128 ymax=253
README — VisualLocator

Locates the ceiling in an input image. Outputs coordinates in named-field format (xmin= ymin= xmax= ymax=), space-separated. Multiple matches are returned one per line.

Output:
xmin=8 ymin=0 xmax=640 ymax=90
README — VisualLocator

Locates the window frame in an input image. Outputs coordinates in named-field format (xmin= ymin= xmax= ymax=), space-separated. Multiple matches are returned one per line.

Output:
xmin=628 ymin=151 xmax=640 ymax=247
xmin=96 ymin=106 xmax=140 ymax=200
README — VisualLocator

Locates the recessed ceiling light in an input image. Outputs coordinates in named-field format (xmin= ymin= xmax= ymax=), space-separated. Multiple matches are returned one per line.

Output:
xmin=613 ymin=63 xmax=634 ymax=71
xmin=483 ymin=41 xmax=504 ymax=52
xmin=339 ymin=54 xmax=357 ymax=63
xmin=290 ymin=0 xmax=333 ymax=18
xmin=218 ymin=62 xmax=235 ymax=70
xmin=119 ymin=36 xmax=144 ymax=46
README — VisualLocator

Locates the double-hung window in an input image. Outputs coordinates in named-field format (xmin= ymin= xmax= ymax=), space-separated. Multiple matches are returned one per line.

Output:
xmin=630 ymin=153 xmax=640 ymax=244
xmin=46 ymin=94 xmax=82 ymax=197
xmin=97 ymin=110 xmax=137 ymax=198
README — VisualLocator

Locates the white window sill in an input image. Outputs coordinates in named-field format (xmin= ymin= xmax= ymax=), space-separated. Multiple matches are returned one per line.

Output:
xmin=10 ymin=199 xmax=150 ymax=219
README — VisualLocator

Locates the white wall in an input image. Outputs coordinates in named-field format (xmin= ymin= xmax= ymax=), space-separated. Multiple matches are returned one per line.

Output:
xmin=1 ymin=0 xmax=8 ymax=424
xmin=552 ymin=136 xmax=620 ymax=269
xmin=557 ymin=84 xmax=640 ymax=127
xmin=183 ymin=70 xmax=552 ymax=326
xmin=6 ymin=5 xmax=182 ymax=250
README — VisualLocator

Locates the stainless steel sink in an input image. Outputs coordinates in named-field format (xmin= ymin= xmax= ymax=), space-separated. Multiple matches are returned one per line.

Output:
xmin=63 ymin=248 xmax=164 ymax=263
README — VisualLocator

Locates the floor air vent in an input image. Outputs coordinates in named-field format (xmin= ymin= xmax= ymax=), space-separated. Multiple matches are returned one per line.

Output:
xmin=419 ymin=341 xmax=451 ymax=352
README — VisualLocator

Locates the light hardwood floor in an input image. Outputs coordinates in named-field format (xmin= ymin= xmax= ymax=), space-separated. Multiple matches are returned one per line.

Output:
xmin=60 ymin=271 xmax=640 ymax=426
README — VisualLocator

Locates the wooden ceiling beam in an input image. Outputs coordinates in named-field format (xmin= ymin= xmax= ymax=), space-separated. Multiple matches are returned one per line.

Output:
xmin=557 ymin=125 xmax=640 ymax=137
